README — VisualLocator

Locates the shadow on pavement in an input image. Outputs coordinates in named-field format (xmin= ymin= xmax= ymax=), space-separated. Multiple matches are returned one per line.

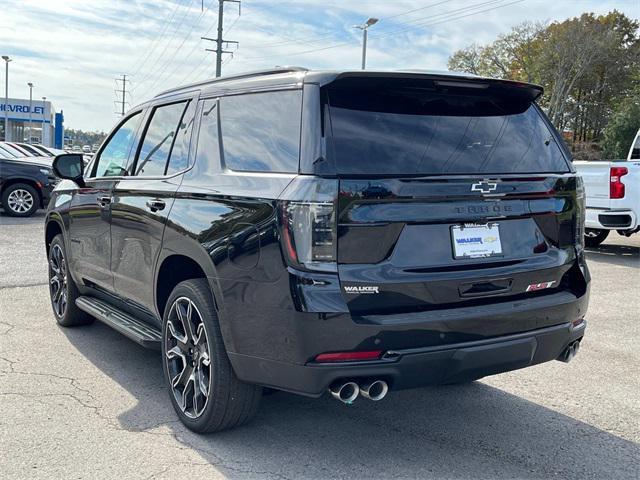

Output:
xmin=585 ymin=242 xmax=639 ymax=268
xmin=61 ymin=321 xmax=639 ymax=479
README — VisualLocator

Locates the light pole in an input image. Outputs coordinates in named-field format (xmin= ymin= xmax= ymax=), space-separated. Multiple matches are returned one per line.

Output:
xmin=2 ymin=55 xmax=11 ymax=142
xmin=353 ymin=18 xmax=378 ymax=70
xmin=41 ymin=96 xmax=47 ymax=146
xmin=27 ymin=82 xmax=33 ymax=144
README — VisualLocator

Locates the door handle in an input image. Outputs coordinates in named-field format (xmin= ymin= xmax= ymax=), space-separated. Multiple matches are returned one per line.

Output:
xmin=146 ymin=199 xmax=166 ymax=212
xmin=97 ymin=196 xmax=112 ymax=208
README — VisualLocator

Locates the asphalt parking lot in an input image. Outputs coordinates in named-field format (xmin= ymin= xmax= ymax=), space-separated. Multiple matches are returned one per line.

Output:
xmin=0 ymin=211 xmax=638 ymax=479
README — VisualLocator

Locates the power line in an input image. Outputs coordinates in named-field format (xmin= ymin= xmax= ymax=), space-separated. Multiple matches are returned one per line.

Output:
xmin=237 ymin=0 xmax=520 ymax=61
xmin=128 ymin=0 xmax=188 ymax=78
xmin=242 ymin=0 xmax=453 ymax=51
xmin=131 ymin=0 xmax=198 ymax=92
xmin=133 ymin=2 xmax=214 ymax=96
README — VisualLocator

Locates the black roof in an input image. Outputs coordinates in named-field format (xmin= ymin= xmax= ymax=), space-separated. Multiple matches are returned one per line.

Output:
xmin=151 ymin=67 xmax=543 ymax=102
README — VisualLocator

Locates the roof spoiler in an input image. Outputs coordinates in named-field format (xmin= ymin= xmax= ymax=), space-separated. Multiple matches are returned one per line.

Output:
xmin=324 ymin=71 xmax=544 ymax=103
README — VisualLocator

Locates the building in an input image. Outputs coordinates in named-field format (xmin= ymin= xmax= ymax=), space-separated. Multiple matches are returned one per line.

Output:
xmin=0 ymin=97 xmax=64 ymax=148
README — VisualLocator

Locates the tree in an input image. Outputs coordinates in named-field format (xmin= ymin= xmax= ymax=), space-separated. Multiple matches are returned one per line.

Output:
xmin=447 ymin=10 xmax=640 ymax=158
xmin=601 ymin=98 xmax=640 ymax=159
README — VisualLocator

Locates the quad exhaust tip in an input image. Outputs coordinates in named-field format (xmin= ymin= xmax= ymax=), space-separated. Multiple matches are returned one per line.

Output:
xmin=558 ymin=340 xmax=581 ymax=363
xmin=359 ymin=380 xmax=389 ymax=401
xmin=329 ymin=381 xmax=359 ymax=404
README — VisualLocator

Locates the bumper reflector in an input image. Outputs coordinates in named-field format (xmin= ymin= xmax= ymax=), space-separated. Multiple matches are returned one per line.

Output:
xmin=314 ymin=350 xmax=382 ymax=363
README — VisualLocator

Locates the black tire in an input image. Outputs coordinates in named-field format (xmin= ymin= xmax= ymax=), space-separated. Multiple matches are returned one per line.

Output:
xmin=162 ymin=279 xmax=261 ymax=433
xmin=48 ymin=234 xmax=94 ymax=327
xmin=584 ymin=228 xmax=610 ymax=247
xmin=2 ymin=183 xmax=39 ymax=217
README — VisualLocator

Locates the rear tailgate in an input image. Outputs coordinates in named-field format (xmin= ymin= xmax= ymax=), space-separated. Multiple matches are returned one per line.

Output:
xmin=573 ymin=161 xmax=613 ymax=209
xmin=337 ymin=175 xmax=579 ymax=317
xmin=325 ymin=75 xmax=583 ymax=330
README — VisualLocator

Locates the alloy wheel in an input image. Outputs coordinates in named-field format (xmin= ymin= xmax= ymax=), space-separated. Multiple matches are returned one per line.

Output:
xmin=7 ymin=188 xmax=34 ymax=214
xmin=49 ymin=244 xmax=68 ymax=317
xmin=164 ymin=297 xmax=212 ymax=419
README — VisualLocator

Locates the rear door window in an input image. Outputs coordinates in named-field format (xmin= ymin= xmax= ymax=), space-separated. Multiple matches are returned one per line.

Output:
xmin=135 ymin=101 xmax=189 ymax=177
xmin=219 ymin=90 xmax=302 ymax=173
xmin=327 ymin=83 xmax=570 ymax=175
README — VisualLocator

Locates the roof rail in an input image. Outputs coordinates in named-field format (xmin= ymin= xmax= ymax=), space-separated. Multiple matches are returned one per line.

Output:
xmin=154 ymin=66 xmax=308 ymax=98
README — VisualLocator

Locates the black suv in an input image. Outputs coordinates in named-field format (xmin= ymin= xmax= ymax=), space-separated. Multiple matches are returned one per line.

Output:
xmin=1 ymin=155 xmax=56 ymax=216
xmin=46 ymin=68 xmax=589 ymax=432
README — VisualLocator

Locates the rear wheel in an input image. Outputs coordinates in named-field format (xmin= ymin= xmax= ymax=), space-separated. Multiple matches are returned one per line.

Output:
xmin=584 ymin=228 xmax=609 ymax=247
xmin=48 ymin=234 xmax=94 ymax=327
xmin=162 ymin=279 xmax=261 ymax=433
xmin=2 ymin=183 xmax=39 ymax=217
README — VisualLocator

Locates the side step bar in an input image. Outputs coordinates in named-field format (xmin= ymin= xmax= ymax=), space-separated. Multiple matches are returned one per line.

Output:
xmin=76 ymin=296 xmax=162 ymax=350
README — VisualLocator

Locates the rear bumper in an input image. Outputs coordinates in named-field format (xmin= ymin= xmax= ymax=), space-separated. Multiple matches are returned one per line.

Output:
xmin=230 ymin=320 xmax=587 ymax=397
xmin=586 ymin=207 xmax=637 ymax=230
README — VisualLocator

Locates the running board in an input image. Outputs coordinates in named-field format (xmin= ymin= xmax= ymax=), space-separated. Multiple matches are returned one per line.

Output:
xmin=76 ymin=296 xmax=162 ymax=350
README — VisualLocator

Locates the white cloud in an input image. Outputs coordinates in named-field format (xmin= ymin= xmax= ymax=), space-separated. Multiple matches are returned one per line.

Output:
xmin=1 ymin=0 xmax=637 ymax=131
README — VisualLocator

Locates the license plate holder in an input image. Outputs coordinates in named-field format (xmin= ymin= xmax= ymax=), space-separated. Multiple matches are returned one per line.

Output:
xmin=451 ymin=223 xmax=503 ymax=259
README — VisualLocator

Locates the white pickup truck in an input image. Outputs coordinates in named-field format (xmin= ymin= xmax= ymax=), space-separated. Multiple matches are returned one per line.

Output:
xmin=573 ymin=129 xmax=640 ymax=246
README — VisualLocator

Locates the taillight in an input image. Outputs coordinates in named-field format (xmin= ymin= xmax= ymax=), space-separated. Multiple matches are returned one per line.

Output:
xmin=279 ymin=177 xmax=338 ymax=272
xmin=575 ymin=176 xmax=586 ymax=250
xmin=610 ymin=166 xmax=628 ymax=199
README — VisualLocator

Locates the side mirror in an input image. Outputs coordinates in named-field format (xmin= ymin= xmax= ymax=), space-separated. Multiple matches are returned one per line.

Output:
xmin=52 ymin=154 xmax=85 ymax=187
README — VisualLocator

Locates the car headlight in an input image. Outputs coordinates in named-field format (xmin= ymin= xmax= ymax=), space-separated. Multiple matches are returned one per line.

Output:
xmin=40 ymin=168 xmax=53 ymax=176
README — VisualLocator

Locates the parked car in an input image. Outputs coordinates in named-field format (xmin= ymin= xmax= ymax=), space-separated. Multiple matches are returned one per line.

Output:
xmin=1 ymin=141 xmax=37 ymax=157
xmin=1 ymin=155 xmax=56 ymax=216
xmin=45 ymin=68 xmax=590 ymax=433
xmin=573 ymin=129 xmax=640 ymax=246
xmin=0 ymin=143 xmax=22 ymax=159
xmin=91 ymin=144 xmax=100 ymax=153
xmin=13 ymin=142 xmax=46 ymax=157
xmin=82 ymin=145 xmax=91 ymax=153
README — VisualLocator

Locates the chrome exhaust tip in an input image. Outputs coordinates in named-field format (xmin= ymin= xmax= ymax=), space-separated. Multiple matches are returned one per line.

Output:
xmin=329 ymin=381 xmax=359 ymax=404
xmin=359 ymin=380 xmax=388 ymax=401
xmin=558 ymin=340 xmax=581 ymax=363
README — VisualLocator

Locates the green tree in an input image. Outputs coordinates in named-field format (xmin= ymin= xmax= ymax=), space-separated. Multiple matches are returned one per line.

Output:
xmin=601 ymin=98 xmax=640 ymax=159
xmin=448 ymin=10 xmax=640 ymax=158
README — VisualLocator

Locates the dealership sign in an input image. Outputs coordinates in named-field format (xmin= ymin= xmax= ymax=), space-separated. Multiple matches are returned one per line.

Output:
xmin=0 ymin=97 xmax=52 ymax=122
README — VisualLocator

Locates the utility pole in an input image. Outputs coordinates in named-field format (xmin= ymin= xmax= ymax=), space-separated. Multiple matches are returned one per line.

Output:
xmin=353 ymin=18 xmax=379 ymax=70
xmin=2 ymin=55 xmax=11 ymax=142
xmin=202 ymin=0 xmax=240 ymax=77
xmin=114 ymin=75 xmax=130 ymax=116
xmin=27 ymin=82 xmax=33 ymax=144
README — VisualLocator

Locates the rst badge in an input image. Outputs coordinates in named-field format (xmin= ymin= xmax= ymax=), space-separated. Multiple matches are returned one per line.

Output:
xmin=526 ymin=281 xmax=556 ymax=292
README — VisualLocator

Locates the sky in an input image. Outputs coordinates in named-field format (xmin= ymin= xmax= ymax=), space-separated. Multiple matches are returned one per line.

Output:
xmin=1 ymin=0 xmax=638 ymax=132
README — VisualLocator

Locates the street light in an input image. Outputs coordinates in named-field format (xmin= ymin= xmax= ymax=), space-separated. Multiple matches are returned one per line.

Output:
xmin=2 ymin=55 xmax=11 ymax=142
xmin=27 ymin=82 xmax=33 ymax=144
xmin=41 ymin=96 xmax=47 ymax=146
xmin=353 ymin=18 xmax=378 ymax=70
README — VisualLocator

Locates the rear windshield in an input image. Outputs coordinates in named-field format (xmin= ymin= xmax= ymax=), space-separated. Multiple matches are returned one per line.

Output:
xmin=326 ymin=82 xmax=569 ymax=175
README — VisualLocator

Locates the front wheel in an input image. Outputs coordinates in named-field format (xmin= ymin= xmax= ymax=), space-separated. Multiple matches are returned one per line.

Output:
xmin=584 ymin=228 xmax=610 ymax=247
xmin=48 ymin=234 xmax=94 ymax=327
xmin=2 ymin=183 xmax=39 ymax=217
xmin=162 ymin=279 xmax=261 ymax=433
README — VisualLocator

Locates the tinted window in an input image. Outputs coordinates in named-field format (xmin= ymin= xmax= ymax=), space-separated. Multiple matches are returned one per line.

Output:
xmin=135 ymin=101 xmax=188 ymax=176
xmin=194 ymin=99 xmax=221 ymax=174
xmin=94 ymin=112 xmax=142 ymax=177
xmin=220 ymin=90 xmax=301 ymax=173
xmin=327 ymin=86 xmax=570 ymax=175
xmin=166 ymin=100 xmax=196 ymax=174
